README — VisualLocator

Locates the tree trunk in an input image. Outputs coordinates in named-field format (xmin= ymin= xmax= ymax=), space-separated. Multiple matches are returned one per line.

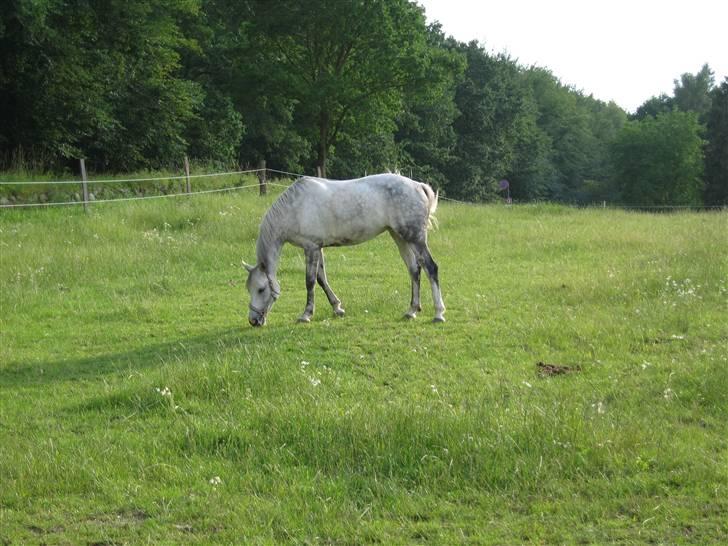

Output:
xmin=317 ymin=112 xmax=329 ymax=178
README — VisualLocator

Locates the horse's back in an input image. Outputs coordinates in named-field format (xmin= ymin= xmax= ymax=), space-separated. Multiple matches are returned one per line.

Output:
xmin=296 ymin=174 xmax=428 ymax=206
xmin=282 ymin=174 xmax=432 ymax=247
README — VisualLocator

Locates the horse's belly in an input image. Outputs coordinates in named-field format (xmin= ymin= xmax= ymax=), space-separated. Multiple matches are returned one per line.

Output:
xmin=322 ymin=224 xmax=386 ymax=247
xmin=300 ymin=203 xmax=389 ymax=247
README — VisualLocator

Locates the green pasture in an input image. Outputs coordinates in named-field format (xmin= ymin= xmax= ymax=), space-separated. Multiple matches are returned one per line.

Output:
xmin=1 ymin=183 xmax=726 ymax=544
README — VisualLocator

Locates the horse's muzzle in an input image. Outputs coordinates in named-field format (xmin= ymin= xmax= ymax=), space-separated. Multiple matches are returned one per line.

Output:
xmin=249 ymin=314 xmax=266 ymax=327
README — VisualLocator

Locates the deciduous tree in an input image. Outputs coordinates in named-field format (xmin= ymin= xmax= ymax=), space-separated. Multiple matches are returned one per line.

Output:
xmin=704 ymin=78 xmax=728 ymax=205
xmin=611 ymin=111 xmax=705 ymax=206
xmin=245 ymin=0 xmax=434 ymax=177
xmin=673 ymin=63 xmax=714 ymax=122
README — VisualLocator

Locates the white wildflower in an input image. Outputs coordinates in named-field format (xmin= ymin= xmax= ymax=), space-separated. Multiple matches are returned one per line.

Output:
xmin=155 ymin=387 xmax=172 ymax=397
xmin=209 ymin=476 xmax=222 ymax=486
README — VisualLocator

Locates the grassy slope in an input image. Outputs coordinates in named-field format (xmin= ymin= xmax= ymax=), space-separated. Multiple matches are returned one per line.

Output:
xmin=1 ymin=188 xmax=726 ymax=544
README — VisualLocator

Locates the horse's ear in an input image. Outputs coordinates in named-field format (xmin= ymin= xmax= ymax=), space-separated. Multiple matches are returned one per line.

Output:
xmin=242 ymin=261 xmax=255 ymax=272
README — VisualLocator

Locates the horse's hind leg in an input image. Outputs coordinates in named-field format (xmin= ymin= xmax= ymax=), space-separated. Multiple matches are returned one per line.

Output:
xmin=316 ymin=249 xmax=345 ymax=317
xmin=299 ymin=248 xmax=320 ymax=323
xmin=390 ymin=232 xmax=422 ymax=319
xmin=413 ymin=242 xmax=446 ymax=323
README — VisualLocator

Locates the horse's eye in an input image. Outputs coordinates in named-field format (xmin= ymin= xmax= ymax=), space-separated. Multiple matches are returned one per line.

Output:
xmin=258 ymin=288 xmax=265 ymax=294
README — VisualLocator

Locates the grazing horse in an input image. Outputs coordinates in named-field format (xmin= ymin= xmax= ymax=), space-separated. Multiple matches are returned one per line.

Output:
xmin=243 ymin=173 xmax=445 ymax=326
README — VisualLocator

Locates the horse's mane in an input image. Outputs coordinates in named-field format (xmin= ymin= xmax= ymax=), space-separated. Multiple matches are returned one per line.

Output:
xmin=256 ymin=179 xmax=307 ymax=263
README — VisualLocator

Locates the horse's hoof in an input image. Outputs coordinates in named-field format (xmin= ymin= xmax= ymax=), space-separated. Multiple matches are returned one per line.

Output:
xmin=432 ymin=316 xmax=446 ymax=323
xmin=334 ymin=307 xmax=346 ymax=317
xmin=297 ymin=315 xmax=311 ymax=323
xmin=404 ymin=312 xmax=417 ymax=320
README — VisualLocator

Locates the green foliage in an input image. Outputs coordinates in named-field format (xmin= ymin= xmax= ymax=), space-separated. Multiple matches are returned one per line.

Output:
xmin=524 ymin=69 xmax=596 ymax=200
xmin=632 ymin=94 xmax=674 ymax=121
xmin=392 ymin=25 xmax=465 ymax=190
xmin=673 ymin=63 xmax=715 ymax=122
xmin=185 ymin=89 xmax=245 ymax=167
xmin=0 ymin=2 xmax=719 ymax=205
xmin=1 ymin=0 xmax=206 ymax=171
xmin=2 ymin=193 xmax=727 ymax=543
xmin=580 ymin=99 xmax=628 ymax=201
xmin=328 ymin=131 xmax=400 ymax=179
xmin=611 ymin=111 xmax=705 ymax=206
xmin=447 ymin=44 xmax=532 ymax=200
xmin=628 ymin=65 xmax=722 ymax=208
xmin=704 ymin=78 xmax=728 ymax=205
xmin=242 ymin=0 xmax=436 ymax=176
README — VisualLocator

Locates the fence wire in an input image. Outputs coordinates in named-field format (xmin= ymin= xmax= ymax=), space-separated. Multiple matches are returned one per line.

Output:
xmin=0 ymin=168 xmax=300 ymax=209
xmin=0 ymin=168 xmax=266 ymax=186
xmin=439 ymin=195 xmax=725 ymax=210
xmin=0 ymin=168 xmax=724 ymax=211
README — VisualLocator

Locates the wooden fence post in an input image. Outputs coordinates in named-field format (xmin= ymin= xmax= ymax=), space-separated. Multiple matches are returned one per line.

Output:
xmin=80 ymin=158 xmax=89 ymax=213
xmin=258 ymin=159 xmax=267 ymax=196
xmin=184 ymin=155 xmax=192 ymax=193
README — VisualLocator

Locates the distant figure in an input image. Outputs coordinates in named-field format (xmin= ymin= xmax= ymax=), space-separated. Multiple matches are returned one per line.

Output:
xmin=499 ymin=179 xmax=511 ymax=204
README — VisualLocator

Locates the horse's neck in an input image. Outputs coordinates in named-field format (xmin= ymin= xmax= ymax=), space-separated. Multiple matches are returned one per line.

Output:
xmin=256 ymin=219 xmax=283 ymax=276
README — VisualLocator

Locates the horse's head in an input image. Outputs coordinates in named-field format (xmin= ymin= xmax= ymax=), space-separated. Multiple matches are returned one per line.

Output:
xmin=243 ymin=261 xmax=280 ymax=326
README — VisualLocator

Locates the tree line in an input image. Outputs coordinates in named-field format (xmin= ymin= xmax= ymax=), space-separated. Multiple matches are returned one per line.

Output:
xmin=1 ymin=0 xmax=725 ymax=205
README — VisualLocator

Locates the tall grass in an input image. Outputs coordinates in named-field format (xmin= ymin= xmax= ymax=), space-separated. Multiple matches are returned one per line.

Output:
xmin=1 ymin=191 xmax=726 ymax=544
xmin=0 ymin=165 xmax=259 ymax=205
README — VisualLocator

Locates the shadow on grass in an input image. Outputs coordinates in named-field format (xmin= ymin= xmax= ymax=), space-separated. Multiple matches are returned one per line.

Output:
xmin=0 ymin=325 xmax=277 ymax=388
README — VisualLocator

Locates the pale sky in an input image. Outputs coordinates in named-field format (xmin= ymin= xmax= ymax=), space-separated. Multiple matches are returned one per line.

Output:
xmin=418 ymin=0 xmax=728 ymax=113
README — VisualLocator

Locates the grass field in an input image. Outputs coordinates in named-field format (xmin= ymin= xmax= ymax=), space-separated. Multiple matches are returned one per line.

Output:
xmin=1 ymin=182 xmax=726 ymax=544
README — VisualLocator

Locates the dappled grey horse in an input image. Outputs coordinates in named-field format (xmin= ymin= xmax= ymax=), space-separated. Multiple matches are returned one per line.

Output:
xmin=243 ymin=174 xmax=445 ymax=325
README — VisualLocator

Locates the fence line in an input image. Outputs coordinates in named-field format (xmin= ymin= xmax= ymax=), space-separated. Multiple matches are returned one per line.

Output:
xmin=600 ymin=204 xmax=724 ymax=210
xmin=439 ymin=196 xmax=725 ymax=210
xmin=439 ymin=195 xmax=476 ymax=206
xmin=266 ymin=168 xmax=311 ymax=178
xmin=0 ymin=182 xmax=276 ymax=209
xmin=0 ymin=168 xmax=266 ymax=186
xmin=0 ymin=165 xmax=724 ymax=211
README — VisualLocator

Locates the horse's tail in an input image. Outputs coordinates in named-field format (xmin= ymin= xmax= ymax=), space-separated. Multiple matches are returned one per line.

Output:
xmin=421 ymin=183 xmax=439 ymax=230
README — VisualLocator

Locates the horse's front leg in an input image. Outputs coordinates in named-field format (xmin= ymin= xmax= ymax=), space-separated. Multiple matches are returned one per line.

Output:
xmin=316 ymin=249 xmax=345 ymax=317
xmin=299 ymin=248 xmax=319 ymax=323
